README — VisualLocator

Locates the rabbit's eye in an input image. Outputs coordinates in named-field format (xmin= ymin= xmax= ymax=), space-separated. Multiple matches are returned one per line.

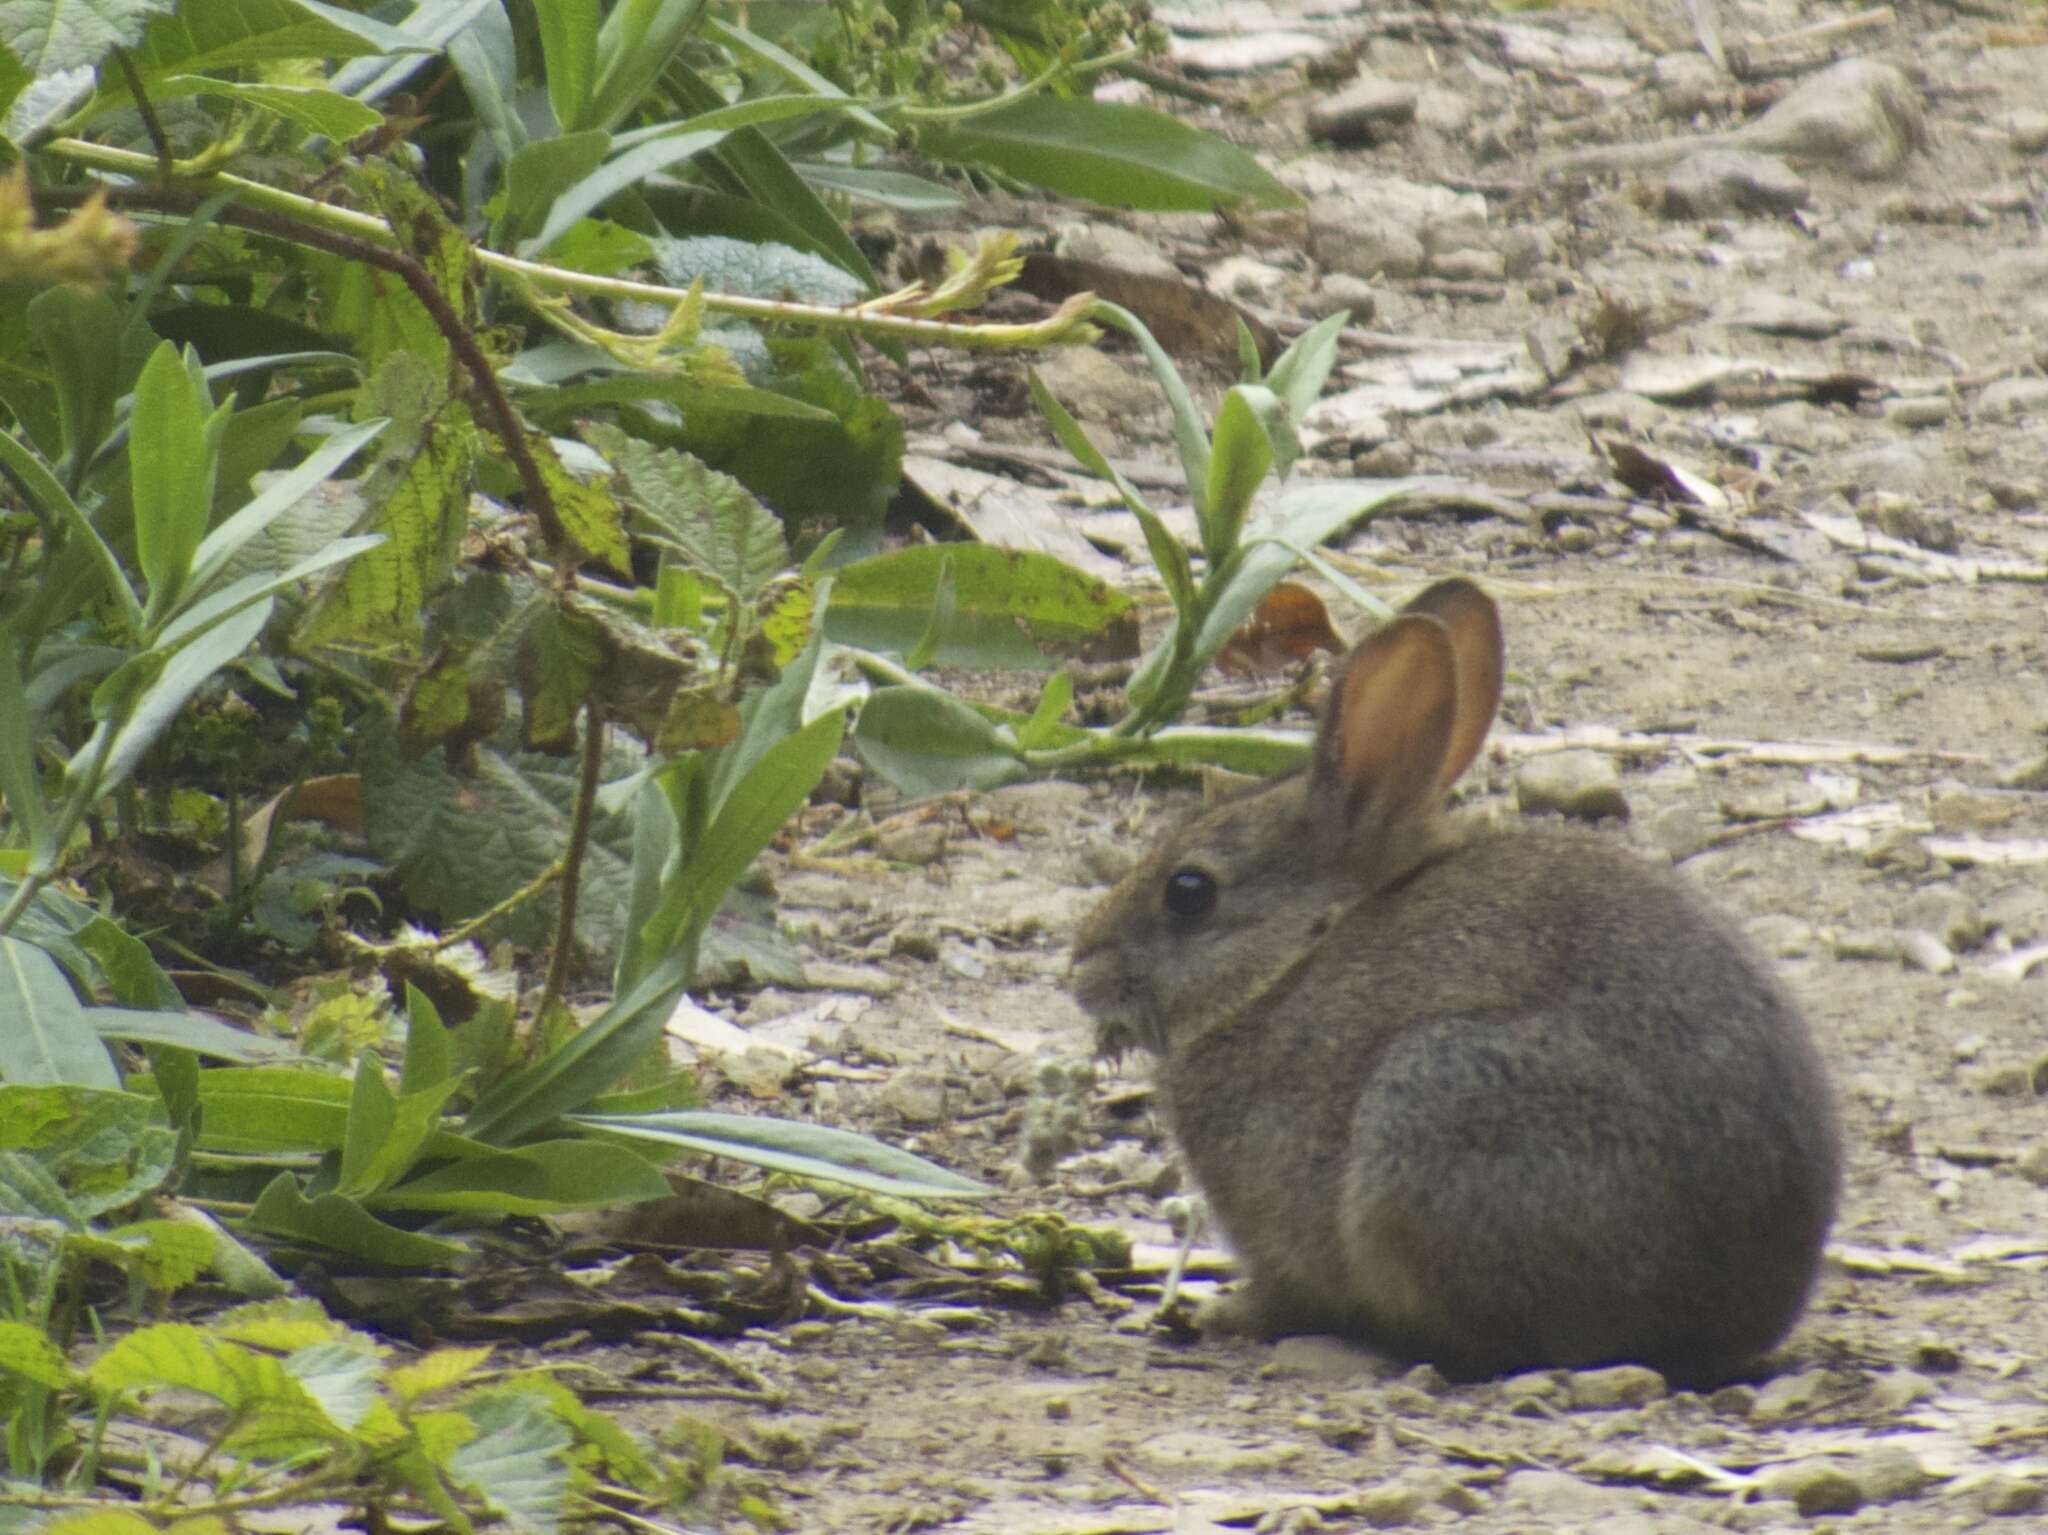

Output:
xmin=1163 ymin=868 xmax=1216 ymax=920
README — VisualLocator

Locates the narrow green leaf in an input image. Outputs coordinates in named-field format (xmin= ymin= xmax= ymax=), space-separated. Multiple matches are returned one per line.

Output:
xmin=1189 ymin=480 xmax=1410 ymax=667
xmin=1265 ymin=309 xmax=1350 ymax=421
xmin=337 ymin=1052 xmax=397 ymax=1195
xmin=73 ymin=914 xmax=182 ymax=1008
xmin=187 ymin=418 xmax=386 ymax=597
xmin=702 ymin=16 xmax=892 ymax=138
xmin=903 ymin=553 xmax=954 ymax=672
xmin=641 ymin=708 xmax=845 ymax=957
xmin=400 ymin=983 xmax=452 ymax=1094
xmin=917 ymin=98 xmax=1299 ymax=212
xmin=99 ymin=600 xmax=273 ymax=798
xmin=153 ymin=75 xmax=384 ymax=137
xmin=1202 ymin=388 xmax=1276 ymax=562
xmin=462 ymin=946 xmax=693 ymax=1146
xmin=533 ymin=0 xmax=601 ymax=131
xmin=0 ymin=638 xmax=50 ymax=862
xmin=26 ymin=285 xmax=123 ymax=479
xmin=1016 ymin=670 xmax=1075 ymax=752
xmin=0 ymin=423 xmax=142 ymax=634
xmin=0 ymin=935 xmax=117 ymax=1088
xmin=130 ymin=341 xmax=215 ymax=624
xmin=503 ymin=128 xmax=612 ymax=241
xmin=374 ymin=1138 xmax=669 ymax=1214
xmin=573 ymin=1110 xmax=989 ymax=1198
xmin=590 ymin=0 xmax=703 ymax=131
xmin=852 ymin=685 xmax=1025 ymax=797
xmin=1088 ymin=304 xmax=1212 ymax=519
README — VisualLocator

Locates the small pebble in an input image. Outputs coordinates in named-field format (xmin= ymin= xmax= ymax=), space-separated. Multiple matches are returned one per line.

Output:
xmin=1515 ymin=750 xmax=1629 ymax=822
xmin=1568 ymin=1364 xmax=1667 ymax=1410
xmin=1758 ymin=1458 xmax=1864 ymax=1516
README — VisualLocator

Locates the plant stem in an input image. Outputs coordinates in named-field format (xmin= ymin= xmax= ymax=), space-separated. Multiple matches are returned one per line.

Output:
xmin=535 ymin=698 xmax=608 ymax=1024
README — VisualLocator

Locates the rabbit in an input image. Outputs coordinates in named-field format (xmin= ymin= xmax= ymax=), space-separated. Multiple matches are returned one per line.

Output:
xmin=1070 ymin=578 xmax=1840 ymax=1385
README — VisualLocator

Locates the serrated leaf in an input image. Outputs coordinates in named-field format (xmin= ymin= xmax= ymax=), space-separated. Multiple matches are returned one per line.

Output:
xmin=286 ymin=1339 xmax=381 ymax=1431
xmin=447 ymin=1394 xmax=571 ymax=1533
xmin=130 ymin=0 xmax=414 ymax=73
xmin=209 ymin=1297 xmax=348 ymax=1352
xmin=0 ymin=1317 xmax=76 ymax=1388
xmin=359 ymin=711 xmax=642 ymax=953
xmin=572 ymin=1110 xmax=988 ymax=1198
xmin=0 ymin=1085 xmax=172 ymax=1216
xmin=98 ymin=1217 xmax=216 ymax=1291
xmin=388 ymin=1345 xmax=495 ymax=1404
xmin=648 ymin=232 xmax=865 ymax=307
xmin=825 ymin=544 xmax=1132 ymax=671
xmin=917 ymin=98 xmax=1298 ymax=212
xmin=584 ymin=422 xmax=787 ymax=603
xmin=530 ymin=430 xmax=630 ymax=576
xmin=304 ymin=355 xmax=475 ymax=647
xmin=0 ymin=0 xmax=173 ymax=79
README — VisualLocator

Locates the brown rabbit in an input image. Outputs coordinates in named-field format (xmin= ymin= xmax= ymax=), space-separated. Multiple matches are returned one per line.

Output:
xmin=1071 ymin=579 xmax=1839 ymax=1385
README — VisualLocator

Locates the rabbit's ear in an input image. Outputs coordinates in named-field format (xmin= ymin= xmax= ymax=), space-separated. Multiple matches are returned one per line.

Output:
xmin=1314 ymin=613 xmax=1458 ymax=824
xmin=1399 ymin=578 xmax=1503 ymax=787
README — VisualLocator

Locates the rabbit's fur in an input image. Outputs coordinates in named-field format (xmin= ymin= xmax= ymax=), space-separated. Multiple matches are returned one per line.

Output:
xmin=1071 ymin=579 xmax=1839 ymax=1384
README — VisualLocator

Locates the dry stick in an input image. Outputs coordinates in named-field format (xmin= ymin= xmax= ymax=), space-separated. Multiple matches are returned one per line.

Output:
xmin=537 ymin=696 xmax=608 ymax=1024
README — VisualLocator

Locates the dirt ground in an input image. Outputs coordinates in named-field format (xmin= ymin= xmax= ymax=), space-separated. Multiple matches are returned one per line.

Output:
xmin=585 ymin=4 xmax=2048 ymax=1529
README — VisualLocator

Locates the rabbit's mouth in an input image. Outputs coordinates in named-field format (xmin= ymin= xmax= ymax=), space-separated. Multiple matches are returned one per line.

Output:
xmin=1068 ymin=957 xmax=1160 ymax=1059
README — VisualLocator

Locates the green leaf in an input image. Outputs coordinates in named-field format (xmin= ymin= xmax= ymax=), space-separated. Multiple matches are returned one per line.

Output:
xmin=462 ymin=947 xmax=693 ymax=1146
xmin=303 ymin=353 xmax=475 ymax=645
xmin=1088 ymin=304 xmax=1212 ymax=519
xmin=26 ymin=284 xmax=123 ymax=479
xmin=0 ymin=1318 xmax=76 ymax=1389
xmin=916 ymin=98 xmax=1299 ymax=212
xmin=129 ymin=0 xmax=415 ymax=74
xmin=153 ymin=75 xmax=384 ymax=137
xmin=502 ymin=128 xmax=611 ymax=242
xmin=1202 ymin=386 xmax=1277 ymax=560
xmin=447 ymin=1393 xmax=571 ymax=1532
xmin=573 ymin=1110 xmax=989 ymax=1198
xmin=0 ymin=935 xmax=117 ymax=1087
xmin=129 ymin=341 xmax=215 ymax=624
xmin=852 ymin=685 xmax=1026 ymax=797
xmin=825 ymin=544 xmax=1133 ymax=670
xmin=702 ymin=15 xmax=892 ymax=138
xmin=73 ymin=915 xmax=180 ymax=1008
xmin=589 ymin=0 xmax=706 ymax=131
xmin=0 ymin=424 xmax=141 ymax=634
xmin=340 ymin=1060 xmax=464 ymax=1199
xmin=794 ymin=160 xmax=964 ymax=212
xmin=400 ymin=983 xmax=452 ymax=1094
xmin=95 ymin=600 xmax=273 ymax=797
xmin=373 ymin=1138 xmax=669 ymax=1214
xmin=639 ymin=707 xmax=845 ymax=961
xmin=359 ymin=711 xmax=642 ymax=954
xmin=0 ymin=639 xmax=50 ymax=864
xmin=1 ymin=0 xmax=169 ymax=79
xmin=246 ymin=1173 xmax=468 ymax=1266
xmin=189 ymin=413 xmax=385 ymax=597
xmin=1265 ymin=309 xmax=1349 ymax=422
xmin=584 ymin=423 xmax=787 ymax=603
xmin=1016 ymin=669 xmax=1074 ymax=752
xmin=1190 ymin=479 xmax=1411 ymax=668
xmin=533 ymin=0 xmax=600 ymax=131
xmin=91 ymin=1006 xmax=291 ymax=1060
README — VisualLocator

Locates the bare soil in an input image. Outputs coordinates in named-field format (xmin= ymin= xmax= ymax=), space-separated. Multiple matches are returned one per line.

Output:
xmin=578 ymin=5 xmax=2048 ymax=1529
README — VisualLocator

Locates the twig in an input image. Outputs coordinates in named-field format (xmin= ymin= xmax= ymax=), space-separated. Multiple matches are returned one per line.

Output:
xmin=536 ymin=697 xmax=607 ymax=1023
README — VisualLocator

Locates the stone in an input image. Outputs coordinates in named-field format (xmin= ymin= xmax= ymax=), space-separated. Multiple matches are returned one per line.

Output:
xmin=1307 ymin=76 xmax=1420 ymax=146
xmin=1663 ymin=150 xmax=1809 ymax=217
xmin=1515 ymin=750 xmax=1630 ymax=822
xmin=1758 ymin=1458 xmax=1864 ymax=1515
xmin=1568 ymin=1365 xmax=1668 ymax=1409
